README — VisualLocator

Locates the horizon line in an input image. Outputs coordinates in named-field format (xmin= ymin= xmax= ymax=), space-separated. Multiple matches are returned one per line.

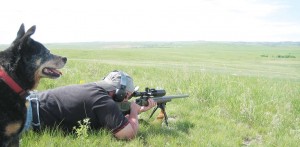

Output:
xmin=1 ymin=40 xmax=300 ymax=45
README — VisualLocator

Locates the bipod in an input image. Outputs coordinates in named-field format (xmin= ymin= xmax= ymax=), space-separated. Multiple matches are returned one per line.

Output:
xmin=149 ymin=103 xmax=168 ymax=126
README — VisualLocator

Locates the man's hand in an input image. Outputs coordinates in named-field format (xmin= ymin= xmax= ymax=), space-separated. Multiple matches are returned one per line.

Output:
xmin=139 ymin=98 xmax=157 ymax=113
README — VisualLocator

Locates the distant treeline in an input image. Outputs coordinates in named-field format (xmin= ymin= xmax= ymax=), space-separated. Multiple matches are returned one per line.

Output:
xmin=261 ymin=54 xmax=296 ymax=58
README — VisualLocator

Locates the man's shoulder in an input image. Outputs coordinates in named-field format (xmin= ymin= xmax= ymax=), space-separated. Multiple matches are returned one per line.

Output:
xmin=38 ymin=82 xmax=107 ymax=100
xmin=44 ymin=82 xmax=100 ymax=92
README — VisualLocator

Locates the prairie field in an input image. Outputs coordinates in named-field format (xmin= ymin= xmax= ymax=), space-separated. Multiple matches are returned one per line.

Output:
xmin=1 ymin=42 xmax=300 ymax=146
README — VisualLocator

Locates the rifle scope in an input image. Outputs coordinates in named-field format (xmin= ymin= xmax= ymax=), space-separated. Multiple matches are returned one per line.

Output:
xmin=133 ymin=87 xmax=166 ymax=97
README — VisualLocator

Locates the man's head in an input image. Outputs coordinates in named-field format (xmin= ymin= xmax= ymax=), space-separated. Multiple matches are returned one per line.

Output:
xmin=98 ymin=70 xmax=135 ymax=101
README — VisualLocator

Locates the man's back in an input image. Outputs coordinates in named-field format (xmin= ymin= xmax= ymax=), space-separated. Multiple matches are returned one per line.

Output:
xmin=37 ymin=82 xmax=128 ymax=132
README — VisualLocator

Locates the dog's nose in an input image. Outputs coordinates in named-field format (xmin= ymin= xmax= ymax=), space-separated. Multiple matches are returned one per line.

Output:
xmin=62 ymin=57 xmax=67 ymax=63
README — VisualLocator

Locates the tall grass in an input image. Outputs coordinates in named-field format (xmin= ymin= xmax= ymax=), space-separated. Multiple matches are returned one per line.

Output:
xmin=12 ymin=42 xmax=300 ymax=146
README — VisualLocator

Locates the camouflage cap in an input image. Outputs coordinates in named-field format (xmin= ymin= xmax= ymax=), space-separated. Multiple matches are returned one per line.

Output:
xmin=97 ymin=70 xmax=135 ymax=93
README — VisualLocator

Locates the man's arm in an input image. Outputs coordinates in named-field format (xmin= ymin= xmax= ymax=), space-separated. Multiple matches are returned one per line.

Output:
xmin=114 ymin=102 xmax=140 ymax=139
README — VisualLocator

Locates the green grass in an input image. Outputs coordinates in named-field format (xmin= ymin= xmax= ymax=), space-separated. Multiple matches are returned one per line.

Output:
xmin=2 ymin=42 xmax=299 ymax=146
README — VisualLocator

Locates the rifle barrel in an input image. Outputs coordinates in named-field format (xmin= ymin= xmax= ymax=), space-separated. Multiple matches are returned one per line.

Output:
xmin=152 ymin=94 xmax=189 ymax=103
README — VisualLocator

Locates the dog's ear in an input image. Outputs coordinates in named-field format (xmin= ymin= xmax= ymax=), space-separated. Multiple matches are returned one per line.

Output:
xmin=11 ymin=23 xmax=25 ymax=46
xmin=16 ymin=23 xmax=25 ymax=40
xmin=18 ymin=25 xmax=36 ymax=51
xmin=21 ymin=25 xmax=36 ymax=42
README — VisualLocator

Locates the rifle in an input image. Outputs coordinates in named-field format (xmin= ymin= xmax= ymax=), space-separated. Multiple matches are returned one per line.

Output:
xmin=118 ymin=87 xmax=189 ymax=126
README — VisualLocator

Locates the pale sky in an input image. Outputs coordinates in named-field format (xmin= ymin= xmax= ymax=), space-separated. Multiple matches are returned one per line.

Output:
xmin=0 ymin=0 xmax=300 ymax=44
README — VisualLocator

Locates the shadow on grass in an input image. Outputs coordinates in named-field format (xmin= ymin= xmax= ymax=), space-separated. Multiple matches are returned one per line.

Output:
xmin=175 ymin=120 xmax=195 ymax=134
xmin=138 ymin=119 xmax=195 ymax=145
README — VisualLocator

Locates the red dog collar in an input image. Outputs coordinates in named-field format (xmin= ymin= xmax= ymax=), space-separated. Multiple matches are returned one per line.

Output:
xmin=0 ymin=69 xmax=28 ymax=98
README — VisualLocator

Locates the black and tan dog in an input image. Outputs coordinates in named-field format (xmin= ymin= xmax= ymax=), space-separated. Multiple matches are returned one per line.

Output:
xmin=0 ymin=24 xmax=67 ymax=146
